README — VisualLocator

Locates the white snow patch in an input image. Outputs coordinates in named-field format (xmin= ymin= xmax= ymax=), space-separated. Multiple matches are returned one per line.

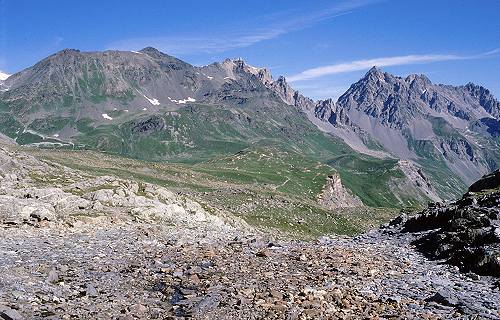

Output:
xmin=206 ymin=76 xmax=213 ymax=80
xmin=0 ymin=71 xmax=10 ymax=81
xmin=134 ymin=89 xmax=161 ymax=106
xmin=131 ymin=51 xmax=143 ymax=55
xmin=142 ymin=108 xmax=148 ymax=111
xmin=53 ymin=134 xmax=59 ymax=138
xmin=124 ymin=109 xmax=129 ymax=113
xmin=141 ymin=93 xmax=160 ymax=105
xmin=102 ymin=113 xmax=113 ymax=120
xmin=177 ymin=97 xmax=196 ymax=104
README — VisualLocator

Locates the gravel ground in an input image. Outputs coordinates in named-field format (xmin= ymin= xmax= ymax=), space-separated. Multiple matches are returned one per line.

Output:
xmin=0 ymin=220 xmax=498 ymax=320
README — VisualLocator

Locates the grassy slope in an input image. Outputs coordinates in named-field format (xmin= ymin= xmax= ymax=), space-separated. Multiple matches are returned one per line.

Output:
xmin=31 ymin=146 xmax=399 ymax=239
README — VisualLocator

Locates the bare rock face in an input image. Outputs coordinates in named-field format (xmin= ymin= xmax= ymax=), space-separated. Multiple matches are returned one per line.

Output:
xmin=395 ymin=160 xmax=441 ymax=202
xmin=131 ymin=115 xmax=166 ymax=135
xmin=317 ymin=173 xmax=363 ymax=209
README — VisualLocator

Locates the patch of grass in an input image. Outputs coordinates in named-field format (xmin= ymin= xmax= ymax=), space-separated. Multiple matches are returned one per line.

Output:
xmin=327 ymin=154 xmax=407 ymax=208
xmin=28 ymin=117 xmax=72 ymax=135
xmin=0 ymin=113 xmax=23 ymax=139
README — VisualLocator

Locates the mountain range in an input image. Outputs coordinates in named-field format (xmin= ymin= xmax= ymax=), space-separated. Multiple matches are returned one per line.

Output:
xmin=0 ymin=47 xmax=498 ymax=208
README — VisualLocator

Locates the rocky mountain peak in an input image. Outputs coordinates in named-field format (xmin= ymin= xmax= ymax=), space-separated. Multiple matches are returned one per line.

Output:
xmin=43 ymin=49 xmax=82 ymax=65
xmin=273 ymin=76 xmax=288 ymax=89
xmin=364 ymin=66 xmax=385 ymax=80
xmin=463 ymin=83 xmax=500 ymax=117
xmin=268 ymin=76 xmax=297 ymax=106
xmin=406 ymin=73 xmax=431 ymax=87
xmin=218 ymin=58 xmax=274 ymax=84
xmin=55 ymin=48 xmax=81 ymax=55
xmin=139 ymin=46 xmax=164 ymax=56
xmin=367 ymin=65 xmax=382 ymax=74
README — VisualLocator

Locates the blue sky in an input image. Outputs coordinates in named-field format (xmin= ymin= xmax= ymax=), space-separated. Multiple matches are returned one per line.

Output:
xmin=1 ymin=0 xmax=499 ymax=100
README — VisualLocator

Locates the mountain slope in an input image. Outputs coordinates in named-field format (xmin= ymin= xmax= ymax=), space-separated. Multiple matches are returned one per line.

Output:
xmin=1 ymin=48 xmax=498 ymax=208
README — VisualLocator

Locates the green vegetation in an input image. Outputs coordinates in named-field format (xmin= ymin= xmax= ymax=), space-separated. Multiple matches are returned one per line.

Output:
xmin=28 ymin=117 xmax=72 ymax=135
xmin=328 ymin=155 xmax=409 ymax=208
xmin=0 ymin=94 xmax=445 ymax=238
xmin=0 ymin=113 xmax=23 ymax=138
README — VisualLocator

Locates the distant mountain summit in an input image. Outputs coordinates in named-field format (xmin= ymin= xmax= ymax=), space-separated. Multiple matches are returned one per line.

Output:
xmin=0 ymin=47 xmax=280 ymax=119
xmin=301 ymin=67 xmax=499 ymax=185
xmin=0 ymin=47 xmax=498 ymax=205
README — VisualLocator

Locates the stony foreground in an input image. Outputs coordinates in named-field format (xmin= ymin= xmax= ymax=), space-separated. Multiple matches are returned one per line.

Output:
xmin=0 ymin=220 xmax=499 ymax=320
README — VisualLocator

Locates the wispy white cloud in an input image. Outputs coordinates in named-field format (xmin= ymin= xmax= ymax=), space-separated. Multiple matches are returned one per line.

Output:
xmin=107 ymin=0 xmax=379 ymax=54
xmin=288 ymin=54 xmax=462 ymax=82
xmin=482 ymin=48 xmax=500 ymax=56
xmin=288 ymin=49 xmax=500 ymax=82
xmin=108 ymin=33 xmax=280 ymax=55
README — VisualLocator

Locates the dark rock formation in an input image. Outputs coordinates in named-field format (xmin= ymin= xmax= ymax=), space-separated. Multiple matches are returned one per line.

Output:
xmin=469 ymin=170 xmax=500 ymax=192
xmin=390 ymin=170 xmax=500 ymax=276
xmin=131 ymin=116 xmax=166 ymax=135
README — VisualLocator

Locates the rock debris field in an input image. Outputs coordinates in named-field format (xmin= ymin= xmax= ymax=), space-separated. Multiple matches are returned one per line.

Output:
xmin=1 ymin=223 xmax=499 ymax=319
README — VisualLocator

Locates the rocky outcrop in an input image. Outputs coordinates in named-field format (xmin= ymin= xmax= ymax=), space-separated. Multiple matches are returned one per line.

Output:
xmin=469 ymin=170 xmax=500 ymax=192
xmin=392 ymin=160 xmax=441 ymax=203
xmin=317 ymin=173 xmax=363 ymax=208
xmin=131 ymin=115 xmax=166 ymax=134
xmin=388 ymin=170 xmax=500 ymax=276
xmin=0 ymin=145 xmax=240 ymax=233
